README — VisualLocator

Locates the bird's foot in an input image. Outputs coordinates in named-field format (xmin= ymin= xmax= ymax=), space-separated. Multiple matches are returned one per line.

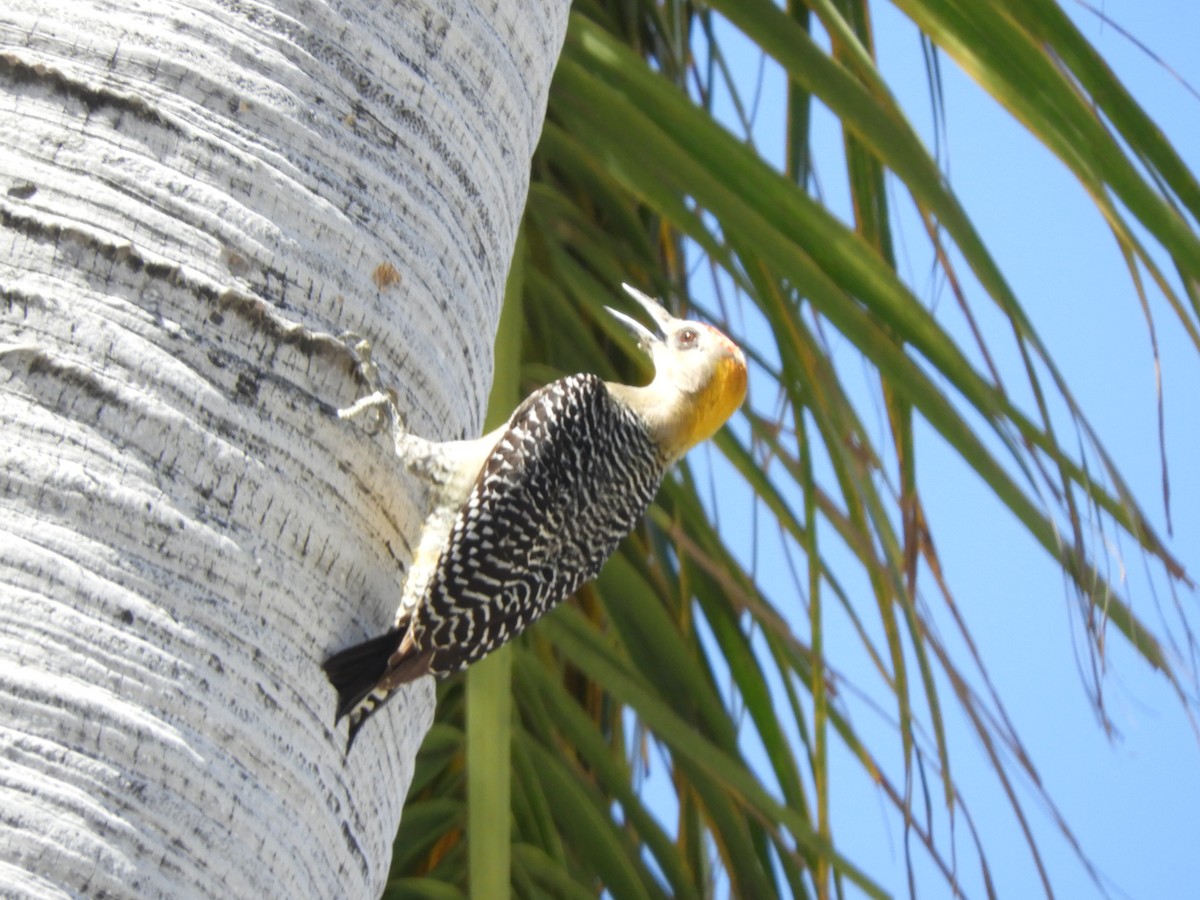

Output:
xmin=336 ymin=332 xmax=403 ymax=435
xmin=337 ymin=389 xmax=400 ymax=434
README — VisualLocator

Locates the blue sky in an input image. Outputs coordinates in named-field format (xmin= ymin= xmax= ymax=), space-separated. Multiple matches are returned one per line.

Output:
xmin=690 ymin=2 xmax=1200 ymax=896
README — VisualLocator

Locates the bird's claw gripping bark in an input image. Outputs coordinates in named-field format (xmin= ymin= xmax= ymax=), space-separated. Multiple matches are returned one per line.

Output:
xmin=336 ymin=332 xmax=404 ymax=435
xmin=337 ymin=390 xmax=399 ymax=434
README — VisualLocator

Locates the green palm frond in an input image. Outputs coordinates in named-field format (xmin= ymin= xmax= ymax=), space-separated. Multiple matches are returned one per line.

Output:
xmin=388 ymin=2 xmax=1197 ymax=897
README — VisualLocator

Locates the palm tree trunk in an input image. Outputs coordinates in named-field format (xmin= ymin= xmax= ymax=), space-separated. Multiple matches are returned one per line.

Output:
xmin=0 ymin=1 xmax=568 ymax=896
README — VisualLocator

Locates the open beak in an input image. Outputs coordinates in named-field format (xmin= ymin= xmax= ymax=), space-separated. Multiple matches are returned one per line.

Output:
xmin=604 ymin=283 xmax=673 ymax=352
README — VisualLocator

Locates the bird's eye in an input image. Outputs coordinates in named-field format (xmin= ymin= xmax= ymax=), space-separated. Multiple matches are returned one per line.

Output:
xmin=676 ymin=327 xmax=700 ymax=349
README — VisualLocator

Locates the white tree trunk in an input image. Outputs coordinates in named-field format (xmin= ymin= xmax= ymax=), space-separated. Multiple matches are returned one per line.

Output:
xmin=0 ymin=0 xmax=567 ymax=896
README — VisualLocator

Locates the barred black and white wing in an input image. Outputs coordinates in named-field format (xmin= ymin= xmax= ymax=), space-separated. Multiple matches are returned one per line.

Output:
xmin=416 ymin=373 xmax=663 ymax=673
xmin=323 ymin=373 xmax=663 ymax=747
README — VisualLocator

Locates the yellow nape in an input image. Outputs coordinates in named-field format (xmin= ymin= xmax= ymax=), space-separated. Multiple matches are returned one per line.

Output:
xmin=663 ymin=353 xmax=748 ymax=461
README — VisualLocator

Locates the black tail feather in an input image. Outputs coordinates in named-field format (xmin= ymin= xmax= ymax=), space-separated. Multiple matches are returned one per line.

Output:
xmin=322 ymin=629 xmax=403 ymax=723
xmin=323 ymin=628 xmax=438 ymax=751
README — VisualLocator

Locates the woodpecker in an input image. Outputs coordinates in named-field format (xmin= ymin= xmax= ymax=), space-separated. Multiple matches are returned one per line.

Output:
xmin=323 ymin=284 xmax=747 ymax=748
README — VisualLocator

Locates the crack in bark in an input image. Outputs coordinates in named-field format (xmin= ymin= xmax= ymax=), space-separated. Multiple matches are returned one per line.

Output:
xmin=0 ymin=52 xmax=181 ymax=134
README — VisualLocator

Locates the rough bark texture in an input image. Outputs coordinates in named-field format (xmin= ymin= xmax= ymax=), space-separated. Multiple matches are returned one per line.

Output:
xmin=0 ymin=0 xmax=568 ymax=897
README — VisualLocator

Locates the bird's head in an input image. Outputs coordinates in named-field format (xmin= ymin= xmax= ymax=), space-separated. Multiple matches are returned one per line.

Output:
xmin=606 ymin=284 xmax=747 ymax=463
